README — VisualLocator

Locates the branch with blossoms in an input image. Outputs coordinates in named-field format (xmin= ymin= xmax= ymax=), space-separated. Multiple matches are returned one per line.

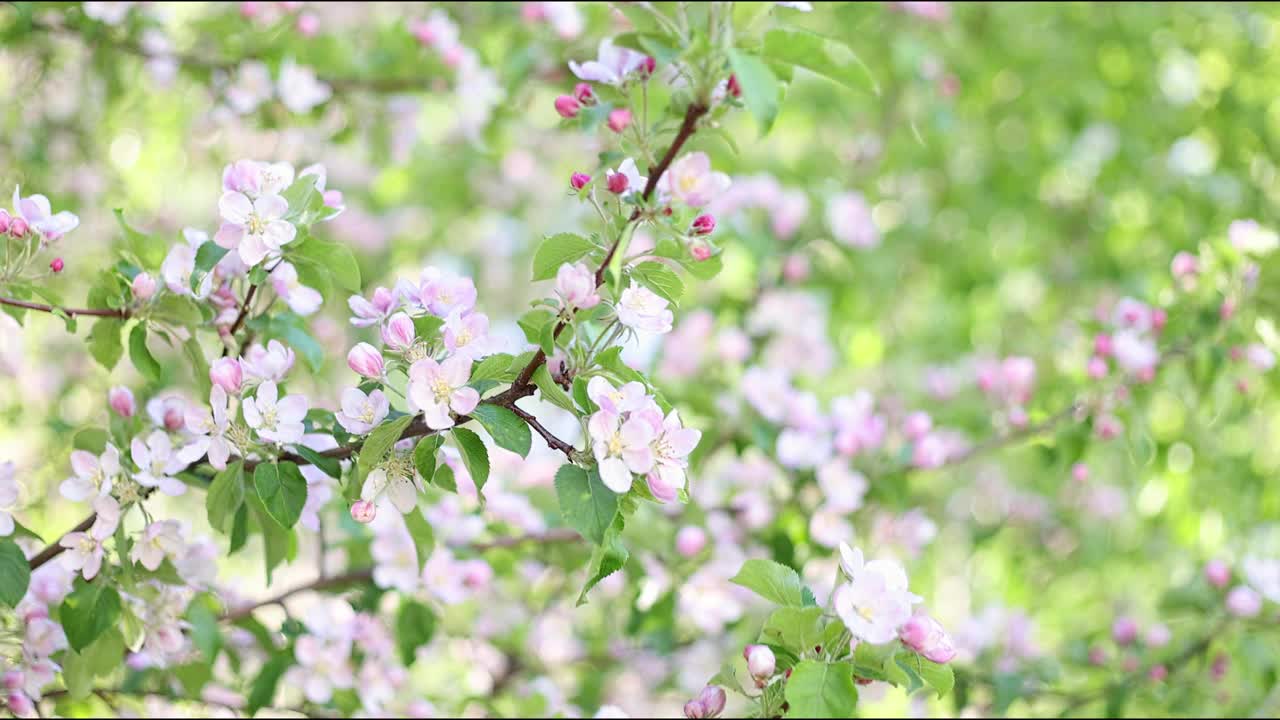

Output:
xmin=0 ymin=3 xmax=889 ymax=717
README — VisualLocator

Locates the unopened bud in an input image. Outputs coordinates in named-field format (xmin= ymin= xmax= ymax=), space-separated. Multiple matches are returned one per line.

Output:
xmin=691 ymin=214 xmax=716 ymax=236
xmin=744 ymin=644 xmax=776 ymax=684
xmin=9 ymin=217 xmax=28 ymax=238
xmin=108 ymin=386 xmax=136 ymax=418
xmin=607 ymin=108 xmax=632 ymax=133
xmin=131 ymin=272 xmax=157 ymax=300
xmin=350 ymin=500 xmax=377 ymax=524
xmin=570 ymin=172 xmax=592 ymax=191
xmin=554 ymin=95 xmax=581 ymax=119
xmin=607 ymin=172 xmax=630 ymax=195
xmin=50 ymin=258 xmax=64 ymax=273
xmin=209 ymin=357 xmax=244 ymax=393
xmin=573 ymin=82 xmax=595 ymax=105
xmin=727 ymin=74 xmax=741 ymax=98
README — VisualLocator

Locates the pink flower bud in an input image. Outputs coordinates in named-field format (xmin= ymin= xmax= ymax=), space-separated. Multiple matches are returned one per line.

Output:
xmin=1094 ymin=333 xmax=1114 ymax=357
xmin=1149 ymin=664 xmax=1168 ymax=682
xmin=1205 ymin=559 xmax=1231 ymax=588
xmin=1151 ymin=308 xmax=1167 ymax=332
xmin=570 ymin=172 xmax=592 ymax=191
xmin=683 ymin=700 xmax=707 ymax=719
xmin=1087 ymin=355 xmax=1108 ymax=379
xmin=1171 ymin=251 xmax=1199 ymax=280
xmin=131 ymin=272 xmax=158 ymax=300
xmin=607 ymin=172 xmax=630 ymax=195
xmin=381 ymin=312 xmax=416 ymax=351
xmin=697 ymin=686 xmax=726 ymax=717
xmin=1112 ymin=616 xmax=1138 ymax=645
xmin=108 ymin=386 xmax=136 ymax=418
xmin=209 ymin=357 xmax=244 ymax=393
xmin=744 ymin=644 xmax=775 ymax=684
xmin=350 ymin=500 xmax=377 ymax=524
xmin=1095 ymin=414 xmax=1122 ymax=440
xmin=899 ymin=614 xmax=957 ymax=663
xmin=9 ymin=217 xmax=28 ymax=238
xmin=6 ymin=692 xmax=33 ymax=718
xmin=783 ymin=253 xmax=810 ymax=283
xmin=573 ymin=82 xmax=595 ymax=105
xmin=50 ymin=258 xmax=64 ymax=273
xmin=554 ymin=95 xmax=581 ymax=118
xmin=903 ymin=411 xmax=932 ymax=441
xmin=691 ymin=214 xmax=716 ymax=236
xmin=607 ymin=108 xmax=632 ymax=133
xmin=1088 ymin=646 xmax=1108 ymax=666
xmin=727 ymin=74 xmax=741 ymax=98
xmin=296 ymin=12 xmax=319 ymax=36
xmin=1071 ymin=463 xmax=1089 ymax=482
xmin=0 ymin=210 xmax=9 ymax=234
xmin=690 ymin=243 xmax=712 ymax=262
xmin=347 ymin=343 xmax=385 ymax=378
xmin=675 ymin=526 xmax=707 ymax=557
xmin=1221 ymin=298 xmax=1236 ymax=321
xmin=642 ymin=56 xmax=656 ymax=76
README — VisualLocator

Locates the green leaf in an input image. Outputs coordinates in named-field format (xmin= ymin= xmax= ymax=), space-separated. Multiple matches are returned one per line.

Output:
xmin=896 ymin=651 xmax=954 ymax=698
xmin=395 ymin=600 xmax=437 ymax=666
xmin=358 ymin=415 xmax=415 ymax=478
xmin=87 ymin=318 xmax=124 ymax=370
xmin=469 ymin=404 xmax=532 ymax=458
xmin=413 ymin=435 xmax=442 ymax=483
xmin=244 ymin=488 xmax=297 ymax=584
xmin=763 ymin=27 xmax=877 ymax=94
xmin=206 ymin=461 xmax=246 ymax=534
xmin=533 ymin=364 xmax=575 ymax=412
xmin=785 ymin=661 xmax=858 ymax=718
xmin=184 ymin=338 xmax=212 ymax=397
xmin=115 ymin=209 xmax=166 ymax=269
xmin=518 ymin=309 xmax=556 ymax=346
xmin=0 ymin=540 xmax=31 ymax=607
xmin=293 ymin=445 xmax=341 ymax=479
xmin=532 ymin=233 xmax=598 ymax=281
xmin=254 ymin=462 xmax=308 ymax=529
xmin=128 ymin=324 xmax=162 ymax=383
xmin=577 ymin=514 xmax=628 ymax=606
xmin=760 ymin=606 xmax=826 ymax=656
xmin=432 ymin=462 xmax=457 ymax=493
xmin=190 ymin=242 xmax=229 ymax=292
xmin=60 ymin=581 xmax=123 ymax=652
xmin=681 ymin=252 xmax=723 ymax=281
xmin=554 ymin=464 xmax=618 ymax=545
xmin=187 ymin=593 xmax=223 ymax=662
xmin=451 ymin=427 xmax=490 ymax=494
xmin=630 ymin=261 xmax=684 ymax=305
xmin=404 ymin=509 xmax=435 ymax=573
xmin=412 ymin=315 xmax=445 ymax=342
xmin=72 ymin=428 xmax=109 ymax=454
xmin=247 ymin=652 xmax=292 ymax=715
xmin=60 ymin=628 xmax=124 ymax=700
xmin=728 ymin=50 xmax=781 ymax=133
xmin=729 ymin=558 xmax=806 ymax=607
xmin=470 ymin=352 xmax=517 ymax=382
xmin=291 ymin=236 xmax=362 ymax=293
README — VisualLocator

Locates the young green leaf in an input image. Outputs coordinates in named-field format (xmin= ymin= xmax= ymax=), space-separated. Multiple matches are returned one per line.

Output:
xmin=784 ymin=661 xmax=858 ymax=718
xmin=532 ymin=233 xmax=598 ymax=281
xmin=0 ymin=540 xmax=30 ymax=607
xmin=630 ymin=261 xmax=685 ymax=305
xmin=128 ymin=324 xmax=162 ymax=383
xmin=254 ymin=462 xmax=308 ymax=529
xmin=729 ymin=558 xmax=807 ymax=607
xmin=451 ymin=427 xmax=490 ymax=494
xmin=395 ymin=600 xmax=437 ymax=666
xmin=60 ymin=581 xmax=123 ymax=652
xmin=728 ymin=50 xmax=781 ymax=133
xmin=469 ymin=404 xmax=533 ymax=458
xmin=206 ymin=461 xmax=246 ymax=533
xmin=554 ymin=464 xmax=618 ymax=545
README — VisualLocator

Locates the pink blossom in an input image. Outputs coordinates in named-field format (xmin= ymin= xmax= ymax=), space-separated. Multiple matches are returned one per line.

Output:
xmin=131 ymin=431 xmax=188 ymax=496
xmin=131 ymin=520 xmax=184 ymax=571
xmin=335 ymin=388 xmax=390 ymax=435
xmin=641 ymin=409 xmax=701 ymax=502
xmin=60 ymin=444 xmax=121 ymax=503
xmin=443 ymin=310 xmax=494 ymax=361
xmin=826 ymin=191 xmax=879 ymax=248
xmin=241 ymin=340 xmax=296 ymax=382
xmin=348 ymin=287 xmax=398 ymax=327
xmin=588 ymin=410 xmax=656 ymax=493
xmin=209 ymin=357 xmax=244 ymax=393
xmin=658 ymin=152 xmax=731 ymax=208
xmin=407 ymin=356 xmax=479 ymax=429
xmin=691 ymin=214 xmax=716 ymax=236
xmin=833 ymin=544 xmax=921 ymax=644
xmin=381 ymin=312 xmax=416 ymax=351
xmin=675 ymin=526 xmax=707 ymax=557
xmin=418 ymin=268 xmax=477 ymax=317
xmin=617 ymin=282 xmax=673 ymax=334
xmin=1204 ymin=560 xmax=1231 ymax=588
xmin=270 ymin=261 xmax=323 ymax=316
xmin=214 ymin=191 xmax=297 ymax=266
xmin=555 ymin=262 xmax=601 ymax=310
xmin=58 ymin=496 xmax=120 ymax=580
xmin=1112 ymin=616 xmax=1138 ymax=645
xmin=108 ymin=386 xmax=136 ymax=417
xmin=183 ymin=386 xmax=236 ymax=470
xmin=683 ymin=686 xmax=726 ymax=719
xmin=573 ymin=82 xmax=594 ymax=104
xmin=1226 ymin=585 xmax=1262 ymax=617
xmin=11 ymin=186 xmax=79 ymax=240
xmin=130 ymin=272 xmax=157 ymax=300
xmin=568 ymin=38 xmax=647 ymax=85
xmin=347 ymin=343 xmax=385 ymax=378
xmin=587 ymin=377 xmax=648 ymax=415
xmin=243 ymin=381 xmax=308 ymax=445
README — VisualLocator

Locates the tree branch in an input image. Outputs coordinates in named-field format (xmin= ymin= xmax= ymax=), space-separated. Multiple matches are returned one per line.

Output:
xmin=0 ymin=295 xmax=128 ymax=318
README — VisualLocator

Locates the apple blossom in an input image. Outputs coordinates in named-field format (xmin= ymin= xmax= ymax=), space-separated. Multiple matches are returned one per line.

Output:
xmin=350 ymin=499 xmax=377 ymax=524
xmin=209 ymin=357 xmax=244 ymax=393
xmin=443 ymin=310 xmax=494 ymax=360
xmin=675 ymin=526 xmax=707 ymax=557
xmin=641 ymin=408 xmax=702 ymax=502
xmin=568 ymin=37 xmax=647 ymax=86
xmin=555 ymin=262 xmax=601 ymax=310
xmin=381 ymin=312 xmax=416 ymax=351
xmin=131 ymin=431 xmax=189 ymax=497
xmin=214 ymin=191 xmax=297 ymax=266
xmin=407 ymin=355 xmax=479 ymax=429
xmin=1225 ymin=585 xmax=1262 ymax=618
xmin=744 ymin=644 xmax=775 ymax=685
xmin=59 ymin=444 xmax=121 ymax=502
xmin=11 ymin=186 xmax=80 ymax=240
xmin=587 ymin=377 xmax=648 ymax=415
xmin=657 ymin=152 xmax=731 ymax=208
xmin=826 ymin=191 xmax=879 ymax=248
xmin=589 ymin=410 xmax=656 ymax=493
xmin=347 ymin=342 xmax=386 ymax=378
xmin=241 ymin=339 xmax=296 ymax=382
xmin=606 ymin=158 xmax=645 ymax=198
xmin=617 ymin=282 xmax=674 ymax=334
xmin=49 ymin=258 xmax=63 ymax=273
xmin=58 ymin=496 xmax=120 ymax=580
xmin=419 ymin=267 xmax=477 ymax=317
xmin=348 ymin=286 xmax=398 ymax=327
xmin=336 ymin=388 xmax=391 ymax=435
xmin=278 ymin=59 xmax=332 ymax=113
xmin=243 ymin=380 xmax=308 ymax=445
xmin=271 ymin=261 xmax=323 ymax=315
xmin=131 ymin=520 xmax=184 ymax=571
xmin=108 ymin=386 xmax=136 ymax=417
xmin=900 ymin=614 xmax=957 ymax=664
xmin=833 ymin=543 xmax=921 ymax=644
xmin=1205 ymin=559 xmax=1231 ymax=588
xmin=182 ymin=386 xmax=236 ymax=470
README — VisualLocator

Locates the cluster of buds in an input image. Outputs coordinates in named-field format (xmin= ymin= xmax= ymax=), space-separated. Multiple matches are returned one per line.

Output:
xmin=683 ymin=685 xmax=727 ymax=719
xmin=0 ymin=210 xmax=28 ymax=239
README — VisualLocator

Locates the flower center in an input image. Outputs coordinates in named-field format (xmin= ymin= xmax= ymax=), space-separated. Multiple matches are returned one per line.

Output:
xmin=431 ymin=377 xmax=453 ymax=403
xmin=260 ymin=406 xmax=278 ymax=429
xmin=679 ymin=173 xmax=698 ymax=193
xmin=359 ymin=403 xmax=376 ymax=423
xmin=247 ymin=213 xmax=267 ymax=236
xmin=856 ymin=604 xmax=875 ymax=621
xmin=455 ymin=329 xmax=471 ymax=347
xmin=607 ymin=432 xmax=624 ymax=456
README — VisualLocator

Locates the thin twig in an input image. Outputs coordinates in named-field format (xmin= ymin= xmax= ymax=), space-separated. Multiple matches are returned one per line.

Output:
xmin=0 ymin=295 xmax=127 ymax=318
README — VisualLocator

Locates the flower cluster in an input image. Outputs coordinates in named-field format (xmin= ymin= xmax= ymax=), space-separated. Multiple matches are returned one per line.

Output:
xmin=586 ymin=378 xmax=700 ymax=498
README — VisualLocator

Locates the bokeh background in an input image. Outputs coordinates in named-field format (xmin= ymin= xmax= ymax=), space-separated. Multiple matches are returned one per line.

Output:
xmin=3 ymin=2 xmax=1280 ymax=717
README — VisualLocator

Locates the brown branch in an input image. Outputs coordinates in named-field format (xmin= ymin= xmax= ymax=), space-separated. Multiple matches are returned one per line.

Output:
xmin=0 ymin=295 xmax=128 ymax=318
xmin=506 ymin=405 xmax=577 ymax=456
xmin=220 ymin=529 xmax=581 ymax=622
